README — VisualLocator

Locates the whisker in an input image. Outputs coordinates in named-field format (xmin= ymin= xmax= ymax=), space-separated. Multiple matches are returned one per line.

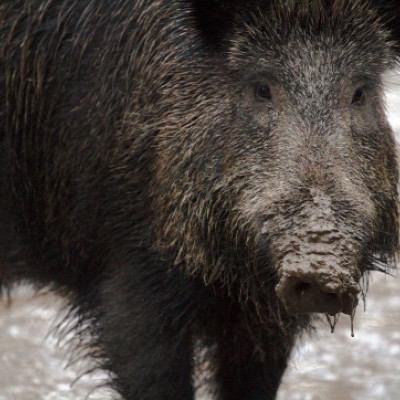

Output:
xmin=365 ymin=264 xmax=395 ymax=276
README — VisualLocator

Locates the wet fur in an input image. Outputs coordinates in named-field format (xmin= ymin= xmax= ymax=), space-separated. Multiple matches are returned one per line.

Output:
xmin=0 ymin=1 xmax=399 ymax=399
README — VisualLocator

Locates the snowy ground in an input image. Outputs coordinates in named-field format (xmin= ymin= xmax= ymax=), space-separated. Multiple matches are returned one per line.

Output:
xmin=0 ymin=71 xmax=399 ymax=400
xmin=385 ymin=71 xmax=400 ymax=136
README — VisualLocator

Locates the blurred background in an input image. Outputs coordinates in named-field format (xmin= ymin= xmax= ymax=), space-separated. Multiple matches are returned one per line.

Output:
xmin=0 ymin=70 xmax=399 ymax=400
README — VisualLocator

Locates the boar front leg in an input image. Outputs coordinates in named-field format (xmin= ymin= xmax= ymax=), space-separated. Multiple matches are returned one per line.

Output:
xmin=216 ymin=326 xmax=294 ymax=400
xmin=96 ymin=265 xmax=195 ymax=400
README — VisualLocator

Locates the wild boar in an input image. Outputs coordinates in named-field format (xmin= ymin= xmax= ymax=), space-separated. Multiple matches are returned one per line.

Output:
xmin=0 ymin=0 xmax=399 ymax=399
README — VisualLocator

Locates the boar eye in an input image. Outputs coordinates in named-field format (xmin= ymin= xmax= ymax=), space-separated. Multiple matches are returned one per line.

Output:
xmin=255 ymin=84 xmax=272 ymax=102
xmin=351 ymin=88 xmax=364 ymax=105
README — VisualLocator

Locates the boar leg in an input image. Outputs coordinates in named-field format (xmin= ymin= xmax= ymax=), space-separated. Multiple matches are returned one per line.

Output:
xmin=96 ymin=267 xmax=195 ymax=400
xmin=216 ymin=329 xmax=292 ymax=400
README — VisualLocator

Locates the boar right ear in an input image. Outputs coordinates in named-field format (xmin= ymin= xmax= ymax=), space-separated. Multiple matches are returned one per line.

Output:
xmin=373 ymin=0 xmax=400 ymax=55
xmin=191 ymin=0 xmax=265 ymax=48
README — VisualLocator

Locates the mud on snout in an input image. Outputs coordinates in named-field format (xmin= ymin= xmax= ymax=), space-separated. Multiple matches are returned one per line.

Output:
xmin=261 ymin=189 xmax=372 ymax=317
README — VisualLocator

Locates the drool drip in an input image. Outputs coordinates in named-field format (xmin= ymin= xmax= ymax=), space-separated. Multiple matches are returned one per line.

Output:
xmin=351 ymin=308 xmax=356 ymax=338
xmin=325 ymin=313 xmax=340 ymax=333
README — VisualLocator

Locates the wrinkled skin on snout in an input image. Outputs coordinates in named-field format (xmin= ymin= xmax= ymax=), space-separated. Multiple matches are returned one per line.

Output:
xmin=157 ymin=9 xmax=399 ymax=320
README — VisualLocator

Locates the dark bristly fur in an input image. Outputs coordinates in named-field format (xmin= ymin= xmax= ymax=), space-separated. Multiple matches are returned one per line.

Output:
xmin=0 ymin=1 xmax=399 ymax=399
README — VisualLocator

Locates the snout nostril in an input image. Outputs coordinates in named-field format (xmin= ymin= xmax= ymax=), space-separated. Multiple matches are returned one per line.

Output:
xmin=295 ymin=282 xmax=312 ymax=297
xmin=276 ymin=274 xmax=359 ymax=316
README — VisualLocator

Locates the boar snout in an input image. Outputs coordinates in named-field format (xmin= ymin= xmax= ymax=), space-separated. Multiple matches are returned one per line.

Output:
xmin=272 ymin=221 xmax=363 ymax=316
xmin=261 ymin=189 xmax=366 ymax=316
xmin=275 ymin=272 xmax=359 ymax=316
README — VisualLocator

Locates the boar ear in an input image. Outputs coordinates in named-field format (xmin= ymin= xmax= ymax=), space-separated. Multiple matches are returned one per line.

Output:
xmin=373 ymin=0 xmax=400 ymax=55
xmin=191 ymin=0 xmax=264 ymax=48
xmin=191 ymin=0 xmax=241 ymax=47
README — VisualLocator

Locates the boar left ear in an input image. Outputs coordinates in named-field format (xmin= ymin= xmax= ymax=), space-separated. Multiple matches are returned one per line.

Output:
xmin=373 ymin=0 xmax=400 ymax=55
xmin=191 ymin=0 xmax=267 ymax=48
xmin=191 ymin=0 xmax=243 ymax=47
